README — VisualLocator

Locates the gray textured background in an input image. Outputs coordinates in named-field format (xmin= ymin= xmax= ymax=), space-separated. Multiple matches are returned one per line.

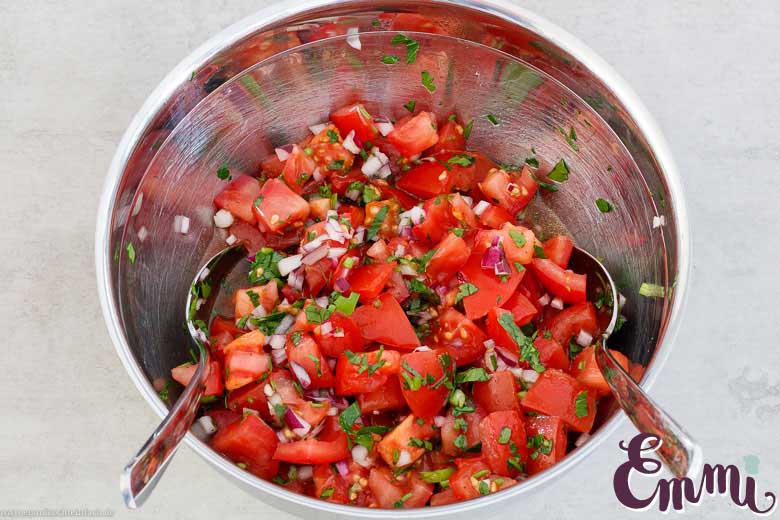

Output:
xmin=1 ymin=1 xmax=778 ymax=518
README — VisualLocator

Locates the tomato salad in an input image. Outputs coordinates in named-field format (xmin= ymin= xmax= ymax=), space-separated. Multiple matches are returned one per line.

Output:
xmin=171 ymin=102 xmax=629 ymax=508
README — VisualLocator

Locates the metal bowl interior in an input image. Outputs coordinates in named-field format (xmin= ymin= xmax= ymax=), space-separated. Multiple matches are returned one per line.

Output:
xmin=96 ymin=1 xmax=688 ymax=518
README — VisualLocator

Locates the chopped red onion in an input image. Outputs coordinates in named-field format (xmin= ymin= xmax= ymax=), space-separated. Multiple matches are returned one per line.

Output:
xmin=396 ymin=450 xmax=412 ymax=467
xmin=271 ymin=348 xmax=287 ymax=365
xmin=269 ymin=334 xmax=287 ymax=350
xmin=399 ymin=225 xmax=413 ymax=239
xmin=137 ymin=225 xmax=148 ymax=242
xmin=576 ymin=329 xmax=593 ymax=347
xmin=537 ymin=293 xmax=551 ymax=306
xmin=312 ymin=167 xmax=323 ymax=182
xmin=326 ymin=218 xmax=349 ymax=243
xmin=353 ymin=226 xmax=366 ymax=243
xmin=433 ymin=416 xmax=446 ymax=428
xmin=334 ymin=277 xmax=351 ymax=293
xmin=346 ymin=27 xmax=361 ymax=50
xmin=413 ymin=345 xmax=432 ymax=352
xmin=319 ymin=321 xmax=333 ymax=336
xmin=334 ymin=459 xmax=350 ymax=477
xmin=302 ymin=235 xmax=326 ymax=253
xmin=399 ymin=206 xmax=425 ymax=226
xmin=345 ymin=189 xmax=361 ymax=200
xmin=481 ymin=245 xmax=502 ymax=270
xmin=374 ymin=117 xmax=394 ymax=136
xmin=274 ymin=314 xmax=296 ymax=334
xmin=342 ymin=129 xmax=361 ymax=154
xmin=618 ymin=292 xmax=627 ymax=310
xmin=131 ymin=193 xmax=143 ymax=216
xmin=297 ymin=465 xmax=314 ymax=480
xmin=173 ymin=215 xmax=190 ymax=235
xmin=287 ymin=267 xmax=304 ymax=291
xmin=251 ymin=305 xmax=267 ymax=318
xmin=495 ymin=345 xmax=519 ymax=367
xmin=522 ymin=369 xmax=540 ymax=383
xmin=327 ymin=247 xmax=347 ymax=260
xmin=461 ymin=195 xmax=474 ymax=207
xmin=225 ymin=234 xmax=237 ymax=246
xmin=278 ymin=254 xmax=303 ymax=276
xmin=433 ymin=284 xmax=448 ymax=298
xmin=351 ymin=445 xmax=372 ymax=468
xmin=213 ymin=209 xmax=234 ymax=228
xmin=575 ymin=433 xmax=591 ymax=448
xmin=399 ymin=264 xmax=418 ymax=277
xmin=275 ymin=146 xmax=292 ymax=161
xmin=302 ymin=244 xmax=329 ymax=265
xmin=290 ymin=361 xmax=312 ymax=389
xmin=315 ymin=296 xmax=329 ymax=308
xmin=361 ymin=148 xmax=390 ymax=178
xmin=473 ymin=200 xmax=490 ymax=216
xmin=308 ymin=123 xmax=328 ymax=135
xmin=284 ymin=408 xmax=312 ymax=437
xmin=653 ymin=215 xmax=665 ymax=229
xmin=195 ymin=415 xmax=217 ymax=435
xmin=493 ymin=255 xmax=511 ymax=276
xmin=276 ymin=429 xmax=290 ymax=444
xmin=333 ymin=329 xmax=345 ymax=338
xmin=550 ymin=297 xmax=564 ymax=310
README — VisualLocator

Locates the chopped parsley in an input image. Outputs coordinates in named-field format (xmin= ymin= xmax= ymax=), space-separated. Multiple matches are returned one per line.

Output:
xmin=527 ymin=433 xmax=553 ymax=460
xmin=421 ymin=70 xmax=436 ymax=93
xmin=403 ymin=100 xmax=417 ymax=113
xmin=486 ymin=113 xmax=500 ymax=126
xmin=508 ymin=229 xmax=526 ymax=248
xmin=327 ymin=129 xmax=339 ymax=143
xmin=420 ymin=467 xmax=455 ymax=483
xmin=575 ymin=391 xmax=589 ymax=417
xmin=455 ymin=367 xmax=490 ymax=384
xmin=390 ymin=33 xmax=420 ymax=64
xmin=525 ymin=156 xmax=540 ymax=168
xmin=304 ymin=304 xmax=331 ymax=324
xmin=497 ymin=312 xmax=545 ymax=372
xmin=366 ymin=204 xmax=389 ymax=241
xmin=394 ymin=492 xmax=413 ymax=508
xmin=533 ymin=244 xmax=546 ymax=259
xmin=559 ymin=126 xmax=579 ymax=151
xmin=455 ymin=282 xmax=478 ymax=304
xmin=248 ymin=247 xmax=284 ymax=284
xmin=454 ymin=434 xmax=468 ymax=450
xmin=595 ymin=198 xmax=614 ymax=213
xmin=447 ymin=153 xmax=475 ymax=167
xmin=320 ymin=487 xmax=335 ymax=499
xmin=216 ymin=164 xmax=232 ymax=181
xmin=639 ymin=282 xmax=665 ymax=298
xmin=497 ymin=426 xmax=512 ymax=444
xmin=547 ymin=159 xmax=570 ymax=183
xmin=381 ymin=55 xmax=400 ymax=64
xmin=463 ymin=119 xmax=474 ymax=139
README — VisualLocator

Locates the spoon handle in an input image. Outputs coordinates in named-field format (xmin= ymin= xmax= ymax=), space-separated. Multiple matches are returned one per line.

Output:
xmin=120 ymin=345 xmax=209 ymax=508
xmin=596 ymin=342 xmax=702 ymax=479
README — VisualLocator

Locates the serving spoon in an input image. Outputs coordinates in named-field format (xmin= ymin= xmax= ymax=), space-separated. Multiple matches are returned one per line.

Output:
xmin=120 ymin=244 xmax=246 ymax=508
xmin=569 ymin=246 xmax=702 ymax=479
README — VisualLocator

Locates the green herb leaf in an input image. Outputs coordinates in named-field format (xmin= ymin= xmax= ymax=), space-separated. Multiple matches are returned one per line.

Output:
xmin=327 ymin=129 xmax=339 ymax=143
xmin=508 ymin=229 xmax=526 ymax=248
xmin=595 ymin=198 xmax=614 ymax=213
xmin=547 ymin=159 xmax=570 ymax=183
xmin=497 ymin=426 xmax=512 ymax=444
xmin=575 ymin=391 xmax=589 ymax=417
xmin=447 ymin=154 xmax=475 ymax=167
xmin=339 ymin=401 xmax=361 ymax=434
xmin=456 ymin=367 xmax=490 ymax=384
xmin=403 ymin=100 xmax=416 ymax=113
xmin=463 ymin=120 xmax=474 ymax=139
xmin=455 ymin=282 xmax=478 ymax=304
xmin=486 ymin=113 xmax=500 ymax=126
xmin=390 ymin=33 xmax=420 ymax=64
xmin=421 ymin=70 xmax=436 ymax=93
xmin=525 ymin=157 xmax=540 ymax=168
xmin=559 ymin=126 xmax=579 ymax=151
xmin=217 ymin=164 xmax=232 ymax=181
xmin=381 ymin=55 xmax=400 ymax=64
xmin=248 ymin=247 xmax=285 ymax=284
xmin=533 ymin=244 xmax=546 ymax=259
xmin=126 ymin=242 xmax=136 ymax=264
xmin=497 ymin=312 xmax=545 ymax=372
xmin=394 ymin=492 xmax=413 ymax=508
xmin=366 ymin=204 xmax=389 ymax=241
xmin=320 ymin=487 xmax=335 ymax=499
xmin=639 ymin=282 xmax=665 ymax=298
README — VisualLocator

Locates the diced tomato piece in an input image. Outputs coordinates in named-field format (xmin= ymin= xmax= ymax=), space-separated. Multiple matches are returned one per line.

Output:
xmin=535 ymin=336 xmax=570 ymax=371
xmin=308 ymin=197 xmax=331 ymax=221
xmin=253 ymin=178 xmax=310 ymax=233
xmin=518 ymin=269 xmax=544 ymax=311
xmin=450 ymin=193 xmax=478 ymax=228
xmin=521 ymin=369 xmax=597 ymax=432
xmin=233 ymin=281 xmax=278 ymax=320
xmin=448 ymin=458 xmax=516 ymax=499
xmin=357 ymin=376 xmax=407 ymax=413
xmin=501 ymin=223 xmax=536 ymax=265
xmin=385 ymin=269 xmax=410 ymax=303
xmin=229 ymin=220 xmax=302 ymax=252
xmin=530 ymin=258 xmax=587 ymax=304
xmin=210 ymin=315 xmax=243 ymax=339
xmin=303 ymin=256 xmax=335 ymax=297
xmin=544 ymin=302 xmax=599 ymax=346
xmin=388 ymin=111 xmax=439 ymax=157
xmin=501 ymin=291 xmax=538 ymax=326
xmin=371 ymin=180 xmax=420 ymax=210
xmin=430 ymin=488 xmax=457 ymax=506
xmin=430 ymin=118 xmax=466 ymax=153
xmin=171 ymin=360 xmax=224 ymax=397
xmin=460 ymin=241 xmax=523 ymax=320
xmin=309 ymin=124 xmax=354 ymax=175
xmin=222 ymin=329 xmax=265 ymax=355
xmin=260 ymin=153 xmax=285 ymax=177
xmin=399 ymin=350 xmax=451 ymax=418
xmin=351 ymin=293 xmax=420 ymax=349
xmin=396 ymin=159 xmax=454 ymax=199
xmin=543 ymin=235 xmax=574 ymax=268
xmin=363 ymin=200 xmax=400 ymax=240
xmin=286 ymin=333 xmax=335 ymax=390
xmin=330 ymin=103 xmax=379 ymax=142
xmin=348 ymin=261 xmax=396 ymax=303
xmin=477 ymin=203 xmax=514 ymax=229
xmin=478 ymin=165 xmax=538 ymax=216
xmin=368 ymin=466 xmax=433 ymax=509
xmin=273 ymin=416 xmax=350 ymax=464
xmin=335 ymin=348 xmax=401 ymax=395
xmin=214 ymin=174 xmax=261 ymax=224
xmin=525 ymin=415 xmax=569 ymax=475
xmin=472 ymin=370 xmax=520 ymax=413
xmin=312 ymin=463 xmax=349 ymax=504
xmin=435 ymin=308 xmax=487 ymax=366
xmin=329 ymin=167 xmax=364 ymax=195
xmin=226 ymin=380 xmax=271 ymax=420
xmin=211 ymin=415 xmax=279 ymax=479
xmin=280 ymin=145 xmax=318 ymax=193
xmin=412 ymin=196 xmax=457 ymax=244
xmin=485 ymin=307 xmax=521 ymax=355
xmin=426 ymin=232 xmax=471 ymax=284
xmin=376 ymin=415 xmax=436 ymax=468
xmin=479 ymin=410 xmax=528 ymax=477
xmin=204 ymin=408 xmax=241 ymax=430
xmin=271 ymin=370 xmax=331 ymax=426
xmin=440 ymin=405 xmax=486 ymax=455
xmin=224 ymin=350 xmax=271 ymax=390
xmin=571 ymin=346 xmax=630 ymax=396
xmin=337 ymin=204 xmax=365 ymax=229
xmin=314 ymin=312 xmax=363 ymax=358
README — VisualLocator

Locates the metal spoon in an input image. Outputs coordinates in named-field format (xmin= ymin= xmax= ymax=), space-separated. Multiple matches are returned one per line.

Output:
xmin=120 ymin=244 xmax=246 ymax=508
xmin=569 ymin=246 xmax=702 ymax=478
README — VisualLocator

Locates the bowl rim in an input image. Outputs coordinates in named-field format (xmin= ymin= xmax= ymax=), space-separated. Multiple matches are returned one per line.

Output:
xmin=95 ymin=0 xmax=691 ymax=516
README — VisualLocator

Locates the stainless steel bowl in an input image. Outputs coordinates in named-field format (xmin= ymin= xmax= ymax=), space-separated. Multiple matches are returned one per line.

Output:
xmin=95 ymin=1 xmax=690 ymax=517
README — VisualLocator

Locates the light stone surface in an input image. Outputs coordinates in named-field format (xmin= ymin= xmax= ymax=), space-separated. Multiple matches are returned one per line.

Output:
xmin=1 ymin=1 xmax=778 ymax=518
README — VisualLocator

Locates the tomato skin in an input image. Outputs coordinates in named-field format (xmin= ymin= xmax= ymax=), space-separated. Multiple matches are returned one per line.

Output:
xmin=335 ymin=348 xmax=401 ymax=395
xmin=211 ymin=415 xmax=280 ymax=479
xmin=501 ymin=291 xmax=538 ymax=326
xmin=372 ymin=180 xmax=420 ymax=210
xmin=272 ymin=417 xmax=350 ymax=464
xmin=388 ymin=111 xmax=439 ymax=157
xmin=314 ymin=312 xmax=363 ymax=358
xmin=543 ymin=235 xmax=574 ymax=268
xmin=479 ymin=410 xmax=528 ymax=477
xmin=351 ymin=293 xmax=420 ymax=349
xmin=534 ymin=336 xmax=570 ymax=371
xmin=226 ymin=380 xmax=271 ymax=421
xmin=368 ymin=466 xmax=434 ymax=509
xmin=253 ymin=178 xmax=310 ymax=233
xmin=472 ymin=370 xmax=521 ymax=413
xmin=430 ymin=118 xmax=466 ymax=153
xmin=396 ymin=159 xmax=454 ymax=199
xmin=435 ymin=308 xmax=487 ymax=366
xmin=171 ymin=360 xmax=224 ymax=397
xmin=214 ymin=174 xmax=261 ymax=224
xmin=525 ymin=415 xmax=569 ymax=476
xmin=348 ymin=261 xmax=396 ymax=303
xmin=281 ymin=144 xmax=318 ymax=193
xmin=309 ymin=124 xmax=354 ymax=175
xmin=530 ymin=258 xmax=587 ymax=304
xmin=485 ymin=307 xmax=520 ymax=355
xmin=544 ymin=302 xmax=599 ymax=346
xmin=329 ymin=167 xmax=364 ymax=195
xmin=460 ymin=244 xmax=524 ymax=320
xmin=270 ymin=370 xmax=331 ymax=426
xmin=312 ymin=463 xmax=349 ymax=504
xmin=440 ymin=405 xmax=486 ymax=455
xmin=477 ymin=203 xmax=514 ymax=229
xmin=478 ymin=165 xmax=538 ymax=216
xmin=448 ymin=458 xmax=489 ymax=500
xmin=233 ymin=281 xmax=278 ymax=320
xmin=337 ymin=204 xmax=365 ymax=229
xmin=222 ymin=329 xmax=265 ymax=355
xmin=286 ymin=333 xmax=335 ymax=389
xmin=501 ymin=223 xmax=536 ymax=265
xmin=426 ymin=232 xmax=471 ymax=284
xmin=303 ymin=256 xmax=335 ymax=297
xmin=210 ymin=315 xmax=243 ymax=339
xmin=521 ymin=369 xmax=597 ymax=432
xmin=571 ymin=346 xmax=630 ymax=395
xmin=399 ymin=350 xmax=450 ymax=418
xmin=376 ymin=414 xmax=436 ymax=468
xmin=430 ymin=488 xmax=458 ymax=506
xmin=357 ymin=376 xmax=407 ymax=413
xmin=330 ymin=103 xmax=379 ymax=142
xmin=412 ymin=196 xmax=457 ymax=244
